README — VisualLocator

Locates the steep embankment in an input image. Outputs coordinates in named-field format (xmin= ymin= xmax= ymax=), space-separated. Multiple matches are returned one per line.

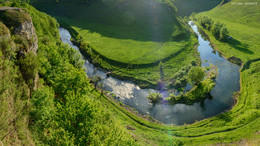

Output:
xmin=0 ymin=2 xmax=136 ymax=145
xmin=0 ymin=6 xmax=38 ymax=145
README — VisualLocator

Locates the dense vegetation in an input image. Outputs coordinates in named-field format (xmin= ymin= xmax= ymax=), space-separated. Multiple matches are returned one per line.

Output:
xmin=0 ymin=0 xmax=259 ymax=145
xmin=148 ymin=66 xmax=217 ymax=105
xmin=198 ymin=16 xmax=229 ymax=41
xmin=0 ymin=2 xmax=136 ymax=145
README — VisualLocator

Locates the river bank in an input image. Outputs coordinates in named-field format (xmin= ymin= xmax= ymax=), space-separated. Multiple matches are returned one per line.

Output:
xmin=59 ymin=20 xmax=240 ymax=125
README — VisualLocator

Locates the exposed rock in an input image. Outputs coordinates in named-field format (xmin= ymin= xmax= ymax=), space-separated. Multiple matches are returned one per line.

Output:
xmin=0 ymin=7 xmax=38 ymax=54
xmin=0 ymin=6 xmax=39 ymax=90
xmin=15 ymin=21 xmax=38 ymax=53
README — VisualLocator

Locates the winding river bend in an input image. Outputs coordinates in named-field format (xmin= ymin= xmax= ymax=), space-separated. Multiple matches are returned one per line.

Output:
xmin=59 ymin=21 xmax=240 ymax=125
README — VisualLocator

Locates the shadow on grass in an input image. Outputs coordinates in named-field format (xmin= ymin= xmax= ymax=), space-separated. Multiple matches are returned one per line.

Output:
xmin=216 ymin=113 xmax=232 ymax=122
xmin=33 ymin=0 xmax=186 ymax=42
xmin=228 ymin=38 xmax=254 ymax=54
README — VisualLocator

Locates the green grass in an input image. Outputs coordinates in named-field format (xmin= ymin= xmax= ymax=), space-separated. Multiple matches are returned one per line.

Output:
xmin=195 ymin=0 xmax=260 ymax=62
xmin=35 ymin=0 xmax=189 ymax=64
xmin=66 ymin=0 xmax=260 ymax=144
xmin=1 ymin=1 xmax=259 ymax=145
xmin=31 ymin=0 xmax=198 ymax=87
xmin=174 ymin=0 xmax=222 ymax=16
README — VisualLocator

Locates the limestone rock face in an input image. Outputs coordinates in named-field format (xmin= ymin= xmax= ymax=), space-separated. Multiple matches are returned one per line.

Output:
xmin=0 ymin=6 xmax=39 ymax=90
xmin=0 ymin=6 xmax=38 ymax=54
xmin=14 ymin=20 xmax=38 ymax=53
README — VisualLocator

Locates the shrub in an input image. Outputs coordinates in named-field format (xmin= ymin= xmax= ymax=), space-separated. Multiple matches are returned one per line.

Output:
xmin=18 ymin=52 xmax=39 ymax=88
xmin=0 ymin=36 xmax=15 ymax=58
xmin=187 ymin=66 xmax=205 ymax=86
xmin=211 ymin=21 xmax=224 ymax=39
xmin=219 ymin=26 xmax=229 ymax=41
xmin=198 ymin=16 xmax=214 ymax=30
xmin=147 ymin=92 xmax=162 ymax=104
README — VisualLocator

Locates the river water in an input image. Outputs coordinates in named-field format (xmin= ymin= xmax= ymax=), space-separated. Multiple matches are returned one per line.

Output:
xmin=59 ymin=22 xmax=240 ymax=125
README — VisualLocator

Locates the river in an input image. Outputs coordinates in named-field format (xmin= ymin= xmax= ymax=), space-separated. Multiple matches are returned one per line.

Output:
xmin=59 ymin=21 xmax=240 ymax=125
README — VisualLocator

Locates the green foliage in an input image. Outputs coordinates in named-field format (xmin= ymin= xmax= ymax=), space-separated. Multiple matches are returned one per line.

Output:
xmin=187 ymin=66 xmax=205 ymax=86
xmin=0 ymin=36 xmax=31 ymax=145
xmin=198 ymin=16 xmax=229 ymax=41
xmin=168 ymin=78 xmax=215 ymax=105
xmin=18 ymin=52 xmax=38 ymax=88
xmin=30 ymin=86 xmax=55 ymax=132
xmin=219 ymin=26 xmax=229 ymax=41
xmin=159 ymin=61 xmax=164 ymax=79
xmin=147 ymin=91 xmax=162 ymax=104
xmin=90 ymin=75 xmax=101 ymax=88
xmin=0 ymin=22 xmax=10 ymax=35
xmin=211 ymin=21 xmax=223 ymax=39
xmin=0 ymin=2 xmax=136 ymax=145
xmin=195 ymin=0 xmax=260 ymax=61
xmin=1 ymin=1 xmax=259 ymax=145
xmin=0 ymin=36 xmax=15 ymax=58
xmin=171 ymin=65 xmax=191 ymax=88
xmin=198 ymin=16 xmax=214 ymax=30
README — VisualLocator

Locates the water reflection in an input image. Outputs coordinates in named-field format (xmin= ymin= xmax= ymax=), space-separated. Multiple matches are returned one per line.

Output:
xmin=59 ymin=22 xmax=240 ymax=125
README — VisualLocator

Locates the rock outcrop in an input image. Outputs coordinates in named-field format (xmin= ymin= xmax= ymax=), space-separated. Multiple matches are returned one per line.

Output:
xmin=0 ymin=6 xmax=38 ymax=53
xmin=0 ymin=6 xmax=39 ymax=90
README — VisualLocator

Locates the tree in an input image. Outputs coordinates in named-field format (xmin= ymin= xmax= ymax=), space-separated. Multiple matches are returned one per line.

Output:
xmin=18 ymin=52 xmax=39 ymax=89
xmin=187 ymin=66 xmax=205 ymax=86
xmin=211 ymin=21 xmax=223 ymax=39
xmin=159 ymin=61 xmax=164 ymax=79
xmin=205 ymin=19 xmax=214 ymax=30
xmin=191 ymin=12 xmax=196 ymax=20
xmin=147 ymin=92 xmax=162 ymax=104
xmin=91 ymin=75 xmax=101 ymax=89
xmin=97 ymin=80 xmax=105 ymax=94
xmin=219 ymin=26 xmax=229 ymax=41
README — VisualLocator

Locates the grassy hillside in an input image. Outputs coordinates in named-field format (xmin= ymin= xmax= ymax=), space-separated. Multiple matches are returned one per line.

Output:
xmin=195 ymin=0 xmax=260 ymax=62
xmin=30 ymin=0 xmax=199 ymax=87
xmin=0 ymin=1 xmax=259 ymax=145
xmin=0 ymin=2 xmax=136 ymax=145
xmin=174 ymin=0 xmax=222 ymax=16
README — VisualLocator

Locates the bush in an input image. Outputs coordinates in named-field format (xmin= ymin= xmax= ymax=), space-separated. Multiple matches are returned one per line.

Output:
xmin=219 ymin=26 xmax=229 ymax=41
xmin=198 ymin=17 xmax=229 ymax=41
xmin=172 ymin=65 xmax=191 ymax=88
xmin=18 ymin=52 xmax=38 ymax=88
xmin=187 ymin=66 xmax=205 ymax=86
xmin=147 ymin=92 xmax=162 ymax=104
xmin=198 ymin=16 xmax=214 ymax=30
xmin=0 ymin=36 xmax=15 ymax=58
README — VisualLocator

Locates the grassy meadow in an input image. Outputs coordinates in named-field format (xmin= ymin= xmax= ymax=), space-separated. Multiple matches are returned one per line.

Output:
xmin=31 ymin=0 xmax=199 ymax=87
xmin=195 ymin=0 xmax=260 ymax=62
xmin=174 ymin=0 xmax=222 ymax=16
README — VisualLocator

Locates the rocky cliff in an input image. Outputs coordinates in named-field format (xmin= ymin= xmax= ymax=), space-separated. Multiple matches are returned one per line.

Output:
xmin=0 ymin=6 xmax=39 ymax=90
xmin=0 ymin=6 xmax=38 ymax=53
